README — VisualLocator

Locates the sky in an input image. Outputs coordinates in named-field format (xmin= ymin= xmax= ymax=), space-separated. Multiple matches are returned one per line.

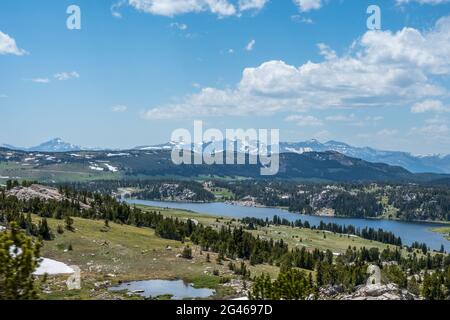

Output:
xmin=1 ymin=0 xmax=450 ymax=155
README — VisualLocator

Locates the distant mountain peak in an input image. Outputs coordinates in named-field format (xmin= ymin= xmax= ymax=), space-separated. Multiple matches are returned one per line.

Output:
xmin=325 ymin=140 xmax=350 ymax=147
xmin=30 ymin=138 xmax=81 ymax=152
xmin=2 ymin=138 xmax=82 ymax=153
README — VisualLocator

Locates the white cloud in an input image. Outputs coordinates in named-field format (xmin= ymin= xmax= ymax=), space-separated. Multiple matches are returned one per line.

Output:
xmin=425 ymin=117 xmax=447 ymax=124
xmin=143 ymin=15 xmax=450 ymax=120
xmin=325 ymin=114 xmax=356 ymax=122
xmin=397 ymin=0 xmax=450 ymax=4
xmin=239 ymin=0 xmax=268 ymax=11
xmin=126 ymin=0 xmax=270 ymax=17
xmin=411 ymin=100 xmax=449 ymax=113
xmin=245 ymin=39 xmax=256 ymax=51
xmin=54 ymin=71 xmax=80 ymax=81
xmin=291 ymin=15 xmax=314 ymax=24
xmin=128 ymin=0 xmax=237 ymax=17
xmin=285 ymin=114 xmax=323 ymax=127
xmin=0 ymin=31 xmax=27 ymax=56
xmin=0 ymin=94 xmax=7 ymax=98
xmin=377 ymin=129 xmax=399 ymax=136
xmin=317 ymin=43 xmax=336 ymax=60
xmin=170 ymin=22 xmax=188 ymax=30
xmin=112 ymin=105 xmax=128 ymax=112
xmin=111 ymin=0 xmax=126 ymax=18
xmin=31 ymin=78 xmax=50 ymax=84
xmin=411 ymin=124 xmax=449 ymax=136
xmin=294 ymin=0 xmax=322 ymax=12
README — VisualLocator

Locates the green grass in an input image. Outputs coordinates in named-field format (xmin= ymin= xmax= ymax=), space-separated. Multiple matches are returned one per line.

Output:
xmin=0 ymin=162 xmax=122 ymax=183
xmin=137 ymin=205 xmax=402 ymax=257
xmin=33 ymin=214 xmax=252 ymax=300
xmin=209 ymin=187 xmax=235 ymax=200
xmin=431 ymin=226 xmax=450 ymax=241
xmin=251 ymin=225 xmax=394 ymax=254
xmin=32 ymin=203 xmax=414 ymax=300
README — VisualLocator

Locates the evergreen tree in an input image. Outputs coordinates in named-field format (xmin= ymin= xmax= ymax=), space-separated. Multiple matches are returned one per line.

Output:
xmin=64 ymin=215 xmax=74 ymax=232
xmin=38 ymin=218 xmax=53 ymax=240
xmin=0 ymin=222 xmax=42 ymax=299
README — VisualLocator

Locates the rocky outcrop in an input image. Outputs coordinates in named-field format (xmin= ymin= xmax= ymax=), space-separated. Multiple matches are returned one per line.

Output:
xmin=319 ymin=265 xmax=419 ymax=300
xmin=7 ymin=184 xmax=63 ymax=201
xmin=319 ymin=283 xmax=418 ymax=300
xmin=339 ymin=283 xmax=418 ymax=300
xmin=6 ymin=184 xmax=91 ymax=209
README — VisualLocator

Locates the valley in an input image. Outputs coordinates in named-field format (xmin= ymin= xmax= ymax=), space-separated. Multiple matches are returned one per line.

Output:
xmin=22 ymin=205 xmax=411 ymax=300
xmin=1 ymin=182 xmax=450 ymax=300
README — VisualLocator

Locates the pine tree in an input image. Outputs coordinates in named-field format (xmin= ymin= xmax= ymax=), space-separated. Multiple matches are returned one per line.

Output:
xmin=64 ymin=215 xmax=74 ymax=232
xmin=0 ymin=222 xmax=42 ymax=299
xmin=38 ymin=218 xmax=53 ymax=240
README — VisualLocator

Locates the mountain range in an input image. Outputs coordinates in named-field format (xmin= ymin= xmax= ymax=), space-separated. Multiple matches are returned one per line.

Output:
xmin=3 ymin=138 xmax=450 ymax=174
xmin=135 ymin=139 xmax=450 ymax=174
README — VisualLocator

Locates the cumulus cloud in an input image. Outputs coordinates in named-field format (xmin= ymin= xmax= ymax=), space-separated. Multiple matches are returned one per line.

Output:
xmin=411 ymin=100 xmax=450 ymax=113
xmin=54 ymin=71 xmax=80 ymax=81
xmin=294 ymin=0 xmax=322 ymax=12
xmin=143 ymin=15 xmax=450 ymax=120
xmin=0 ymin=31 xmax=27 ymax=56
xmin=128 ymin=0 xmax=236 ymax=17
xmin=125 ymin=0 xmax=270 ymax=17
xmin=239 ymin=0 xmax=268 ymax=11
xmin=317 ymin=43 xmax=336 ymax=60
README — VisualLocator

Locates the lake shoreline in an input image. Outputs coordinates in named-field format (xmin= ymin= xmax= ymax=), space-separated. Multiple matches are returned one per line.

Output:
xmin=126 ymin=198 xmax=450 ymax=251
xmin=127 ymin=197 xmax=450 ymax=226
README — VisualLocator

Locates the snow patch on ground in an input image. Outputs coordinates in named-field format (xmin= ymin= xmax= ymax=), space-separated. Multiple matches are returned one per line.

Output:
xmin=104 ymin=163 xmax=118 ymax=172
xmin=89 ymin=165 xmax=104 ymax=171
xmin=34 ymin=258 xmax=74 ymax=275
xmin=107 ymin=153 xmax=130 ymax=157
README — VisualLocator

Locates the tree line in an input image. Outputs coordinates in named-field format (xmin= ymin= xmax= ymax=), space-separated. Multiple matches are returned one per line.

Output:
xmin=241 ymin=215 xmax=403 ymax=246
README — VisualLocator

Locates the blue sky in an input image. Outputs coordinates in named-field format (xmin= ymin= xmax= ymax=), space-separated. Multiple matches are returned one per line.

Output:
xmin=1 ymin=0 xmax=450 ymax=154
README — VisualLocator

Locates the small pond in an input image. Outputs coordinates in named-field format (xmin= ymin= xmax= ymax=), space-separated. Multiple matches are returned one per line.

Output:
xmin=108 ymin=279 xmax=215 ymax=300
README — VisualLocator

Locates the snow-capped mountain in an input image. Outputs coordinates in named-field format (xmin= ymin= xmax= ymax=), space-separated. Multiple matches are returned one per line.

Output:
xmin=135 ymin=139 xmax=450 ymax=174
xmin=135 ymin=139 xmax=276 ymax=156
xmin=3 ymin=137 xmax=450 ymax=173
xmin=278 ymin=140 xmax=450 ymax=174
xmin=2 ymin=138 xmax=82 ymax=153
